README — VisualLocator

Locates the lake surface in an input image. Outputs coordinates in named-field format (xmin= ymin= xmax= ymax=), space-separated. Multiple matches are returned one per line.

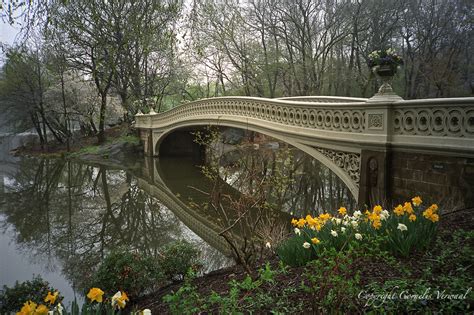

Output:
xmin=0 ymin=133 xmax=355 ymax=306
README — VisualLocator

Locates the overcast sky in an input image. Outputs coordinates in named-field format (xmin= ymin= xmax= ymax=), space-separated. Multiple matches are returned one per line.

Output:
xmin=0 ymin=21 xmax=22 ymax=64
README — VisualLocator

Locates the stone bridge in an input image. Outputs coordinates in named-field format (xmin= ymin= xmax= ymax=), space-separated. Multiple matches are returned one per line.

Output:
xmin=134 ymin=95 xmax=474 ymax=209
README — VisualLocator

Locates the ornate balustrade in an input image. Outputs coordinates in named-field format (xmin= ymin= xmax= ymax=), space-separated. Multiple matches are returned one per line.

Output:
xmin=134 ymin=96 xmax=474 ymax=156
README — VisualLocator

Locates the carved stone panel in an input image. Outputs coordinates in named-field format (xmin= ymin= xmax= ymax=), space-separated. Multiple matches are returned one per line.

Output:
xmin=368 ymin=113 xmax=384 ymax=130
xmin=315 ymin=147 xmax=361 ymax=186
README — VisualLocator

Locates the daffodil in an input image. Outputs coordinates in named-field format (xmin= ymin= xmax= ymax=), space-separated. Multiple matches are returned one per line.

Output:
xmin=393 ymin=204 xmax=404 ymax=216
xmin=111 ymin=291 xmax=129 ymax=309
xmin=353 ymin=210 xmax=362 ymax=219
xmin=303 ymin=242 xmax=311 ymax=249
xmin=44 ymin=291 xmax=58 ymax=305
xmin=409 ymin=214 xmax=416 ymax=222
xmin=141 ymin=309 xmax=152 ymax=315
xmin=423 ymin=208 xmax=433 ymax=219
xmin=397 ymin=223 xmax=408 ymax=231
xmin=17 ymin=301 xmax=37 ymax=315
xmin=429 ymin=213 xmax=439 ymax=222
xmin=338 ymin=207 xmax=347 ymax=216
xmin=403 ymin=202 xmax=414 ymax=214
xmin=296 ymin=218 xmax=306 ymax=228
xmin=265 ymin=242 xmax=271 ymax=249
xmin=373 ymin=205 xmax=383 ymax=214
xmin=331 ymin=230 xmax=338 ymax=237
xmin=311 ymin=237 xmax=320 ymax=244
xmin=35 ymin=304 xmax=49 ymax=315
xmin=319 ymin=213 xmax=331 ymax=221
xmin=294 ymin=227 xmax=301 ymax=235
xmin=341 ymin=227 xmax=346 ymax=233
xmin=355 ymin=233 xmax=363 ymax=240
xmin=412 ymin=196 xmax=422 ymax=206
xmin=372 ymin=219 xmax=382 ymax=229
xmin=55 ymin=303 xmax=63 ymax=315
xmin=291 ymin=218 xmax=298 ymax=226
xmin=380 ymin=210 xmax=390 ymax=220
xmin=87 ymin=288 xmax=104 ymax=303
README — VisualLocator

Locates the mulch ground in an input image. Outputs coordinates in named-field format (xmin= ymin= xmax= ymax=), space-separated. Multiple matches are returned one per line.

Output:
xmin=133 ymin=207 xmax=474 ymax=314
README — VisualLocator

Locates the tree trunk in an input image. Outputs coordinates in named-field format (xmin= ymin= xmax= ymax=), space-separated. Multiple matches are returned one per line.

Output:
xmin=97 ymin=93 xmax=107 ymax=144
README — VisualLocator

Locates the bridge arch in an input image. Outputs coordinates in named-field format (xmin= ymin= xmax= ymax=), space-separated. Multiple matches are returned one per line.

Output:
xmin=153 ymin=120 xmax=360 ymax=201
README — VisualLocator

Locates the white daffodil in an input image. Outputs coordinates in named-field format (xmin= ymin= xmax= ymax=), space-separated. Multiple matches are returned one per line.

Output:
xmin=294 ymin=227 xmax=301 ymax=235
xmin=265 ymin=242 xmax=271 ymax=249
xmin=303 ymin=242 xmax=311 ymax=249
xmin=355 ymin=233 xmax=363 ymax=240
xmin=142 ymin=309 xmax=152 ymax=315
xmin=353 ymin=210 xmax=362 ymax=219
xmin=341 ymin=227 xmax=346 ymax=233
xmin=397 ymin=223 xmax=408 ymax=232
xmin=331 ymin=230 xmax=338 ymax=237
xmin=351 ymin=221 xmax=359 ymax=228
xmin=334 ymin=218 xmax=342 ymax=225
xmin=380 ymin=210 xmax=390 ymax=220
xmin=111 ymin=291 xmax=128 ymax=309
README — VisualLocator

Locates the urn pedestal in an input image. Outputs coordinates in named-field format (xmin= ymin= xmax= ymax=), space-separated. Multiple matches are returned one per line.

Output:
xmin=368 ymin=65 xmax=403 ymax=102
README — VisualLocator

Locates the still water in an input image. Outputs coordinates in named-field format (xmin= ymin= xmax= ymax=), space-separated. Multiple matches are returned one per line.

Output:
xmin=0 ymin=134 xmax=355 ymax=306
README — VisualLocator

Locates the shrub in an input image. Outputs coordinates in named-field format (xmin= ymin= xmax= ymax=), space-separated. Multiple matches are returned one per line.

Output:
xmin=91 ymin=249 xmax=164 ymax=298
xmin=157 ymin=240 xmax=202 ymax=281
xmin=0 ymin=276 xmax=61 ymax=314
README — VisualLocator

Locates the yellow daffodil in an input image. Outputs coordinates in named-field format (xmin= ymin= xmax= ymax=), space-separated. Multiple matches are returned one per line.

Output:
xmin=87 ymin=288 xmax=104 ymax=303
xmin=44 ymin=291 xmax=58 ymax=305
xmin=372 ymin=219 xmax=382 ymax=229
xmin=296 ymin=218 xmax=306 ymax=228
xmin=311 ymin=237 xmax=320 ymax=244
xmin=409 ymin=214 xmax=417 ymax=222
xmin=35 ymin=304 xmax=49 ymax=315
xmin=430 ymin=204 xmax=439 ymax=212
xmin=16 ymin=301 xmax=37 ymax=315
xmin=393 ymin=204 xmax=404 ymax=216
xmin=429 ymin=213 xmax=439 ymax=222
xmin=319 ymin=213 xmax=331 ymax=221
xmin=373 ymin=205 xmax=383 ymax=214
xmin=403 ymin=202 xmax=414 ymax=214
xmin=423 ymin=208 xmax=433 ymax=219
xmin=306 ymin=215 xmax=319 ymax=227
xmin=368 ymin=212 xmax=379 ymax=222
xmin=412 ymin=196 xmax=422 ymax=206
xmin=338 ymin=207 xmax=347 ymax=216
xmin=291 ymin=218 xmax=298 ymax=226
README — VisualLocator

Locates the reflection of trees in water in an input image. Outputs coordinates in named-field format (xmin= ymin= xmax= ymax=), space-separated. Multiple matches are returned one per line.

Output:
xmin=220 ymin=146 xmax=357 ymax=217
xmin=0 ymin=158 xmax=181 ymax=291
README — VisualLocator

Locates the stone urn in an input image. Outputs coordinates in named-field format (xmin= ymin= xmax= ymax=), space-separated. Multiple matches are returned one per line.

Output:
xmin=369 ymin=65 xmax=402 ymax=101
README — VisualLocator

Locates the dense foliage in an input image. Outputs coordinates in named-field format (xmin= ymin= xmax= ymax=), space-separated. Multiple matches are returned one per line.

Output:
xmin=0 ymin=276 xmax=60 ymax=314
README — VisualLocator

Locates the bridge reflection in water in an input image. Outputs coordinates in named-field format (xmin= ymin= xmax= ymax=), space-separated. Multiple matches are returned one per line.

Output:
xmin=0 ymin=140 xmax=354 ymax=299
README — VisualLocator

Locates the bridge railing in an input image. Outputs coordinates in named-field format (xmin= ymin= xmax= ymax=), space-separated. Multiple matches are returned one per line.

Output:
xmin=134 ymin=96 xmax=474 ymax=155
